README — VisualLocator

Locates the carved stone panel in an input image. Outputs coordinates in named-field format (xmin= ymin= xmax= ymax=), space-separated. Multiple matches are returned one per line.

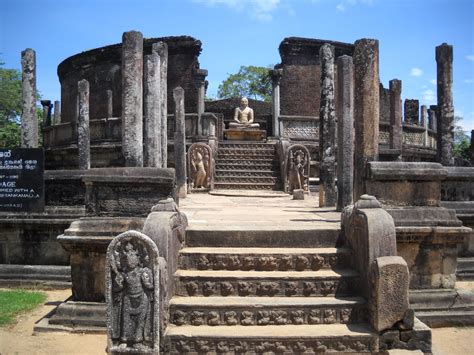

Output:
xmin=187 ymin=143 xmax=213 ymax=191
xmin=106 ymin=230 xmax=160 ymax=354
xmin=285 ymin=144 xmax=311 ymax=193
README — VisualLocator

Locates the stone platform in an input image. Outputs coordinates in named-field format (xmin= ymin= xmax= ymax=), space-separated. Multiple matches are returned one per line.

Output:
xmin=224 ymin=128 xmax=267 ymax=141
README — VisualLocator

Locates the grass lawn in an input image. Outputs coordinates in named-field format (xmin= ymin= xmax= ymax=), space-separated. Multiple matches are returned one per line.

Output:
xmin=0 ymin=289 xmax=47 ymax=326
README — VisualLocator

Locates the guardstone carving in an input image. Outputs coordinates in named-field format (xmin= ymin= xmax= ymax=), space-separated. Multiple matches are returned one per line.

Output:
xmin=187 ymin=142 xmax=213 ymax=191
xmin=285 ymin=144 xmax=310 ymax=193
xmin=106 ymin=230 xmax=160 ymax=354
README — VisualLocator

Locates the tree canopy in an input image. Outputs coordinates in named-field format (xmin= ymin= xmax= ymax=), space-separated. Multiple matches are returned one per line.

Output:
xmin=0 ymin=61 xmax=22 ymax=147
xmin=453 ymin=116 xmax=471 ymax=163
xmin=217 ymin=65 xmax=272 ymax=102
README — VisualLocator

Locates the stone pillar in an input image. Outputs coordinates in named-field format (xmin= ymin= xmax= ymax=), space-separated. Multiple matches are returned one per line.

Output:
xmin=319 ymin=43 xmax=337 ymax=207
xmin=157 ymin=42 xmax=168 ymax=168
xmin=421 ymin=105 xmax=428 ymax=146
xmin=436 ymin=43 xmax=455 ymax=166
xmin=121 ymin=30 xmax=143 ymax=167
xmin=21 ymin=48 xmax=38 ymax=148
xmin=53 ymin=100 xmax=61 ymax=125
xmin=271 ymin=68 xmax=283 ymax=137
xmin=41 ymin=100 xmax=52 ymax=127
xmin=336 ymin=55 xmax=354 ymax=212
xmin=194 ymin=69 xmax=208 ymax=137
xmin=106 ymin=90 xmax=113 ymax=119
xmin=77 ymin=79 xmax=90 ymax=170
xmin=429 ymin=105 xmax=438 ymax=132
xmin=389 ymin=79 xmax=402 ymax=151
xmin=353 ymin=39 xmax=380 ymax=200
xmin=404 ymin=99 xmax=419 ymax=125
xmin=173 ymin=87 xmax=186 ymax=199
xmin=144 ymin=45 xmax=161 ymax=168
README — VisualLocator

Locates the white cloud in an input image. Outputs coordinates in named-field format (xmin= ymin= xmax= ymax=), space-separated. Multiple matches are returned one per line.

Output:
xmin=422 ymin=89 xmax=436 ymax=104
xmin=336 ymin=3 xmax=346 ymax=11
xmin=194 ymin=0 xmax=280 ymax=21
xmin=464 ymin=79 xmax=474 ymax=84
xmin=466 ymin=55 xmax=474 ymax=61
xmin=429 ymin=79 xmax=436 ymax=85
xmin=410 ymin=68 xmax=423 ymax=77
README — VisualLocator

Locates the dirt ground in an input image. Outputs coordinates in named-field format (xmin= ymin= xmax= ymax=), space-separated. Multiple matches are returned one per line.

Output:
xmin=0 ymin=284 xmax=473 ymax=355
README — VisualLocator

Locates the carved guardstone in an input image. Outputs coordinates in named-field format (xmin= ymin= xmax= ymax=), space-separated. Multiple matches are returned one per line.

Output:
xmin=106 ymin=230 xmax=160 ymax=354
xmin=285 ymin=144 xmax=310 ymax=193
xmin=187 ymin=143 xmax=213 ymax=191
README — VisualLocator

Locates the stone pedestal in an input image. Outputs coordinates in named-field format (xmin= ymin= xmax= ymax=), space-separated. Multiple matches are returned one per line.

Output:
xmin=224 ymin=129 xmax=266 ymax=141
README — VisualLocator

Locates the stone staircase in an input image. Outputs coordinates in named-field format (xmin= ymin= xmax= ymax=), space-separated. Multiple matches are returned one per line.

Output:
xmin=214 ymin=142 xmax=281 ymax=190
xmin=164 ymin=226 xmax=379 ymax=353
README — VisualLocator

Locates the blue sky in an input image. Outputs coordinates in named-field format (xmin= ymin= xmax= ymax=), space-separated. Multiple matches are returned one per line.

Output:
xmin=1 ymin=0 xmax=473 ymax=132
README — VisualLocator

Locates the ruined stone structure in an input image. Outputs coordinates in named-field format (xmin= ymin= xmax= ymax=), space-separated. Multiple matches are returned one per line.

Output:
xmin=3 ymin=30 xmax=473 ymax=355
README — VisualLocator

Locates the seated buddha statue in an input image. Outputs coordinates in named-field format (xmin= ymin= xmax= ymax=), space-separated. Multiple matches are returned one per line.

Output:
xmin=229 ymin=97 xmax=260 ymax=129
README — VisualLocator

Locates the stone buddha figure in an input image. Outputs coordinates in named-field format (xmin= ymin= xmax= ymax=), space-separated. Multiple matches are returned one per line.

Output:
xmin=229 ymin=97 xmax=260 ymax=129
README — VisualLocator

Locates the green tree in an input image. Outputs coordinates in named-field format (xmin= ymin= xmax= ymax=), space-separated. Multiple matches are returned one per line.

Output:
xmin=453 ymin=116 xmax=471 ymax=162
xmin=0 ymin=60 xmax=42 ymax=147
xmin=217 ymin=65 xmax=272 ymax=102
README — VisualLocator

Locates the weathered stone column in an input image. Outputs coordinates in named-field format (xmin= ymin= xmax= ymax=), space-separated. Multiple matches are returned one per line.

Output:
xmin=421 ymin=105 xmax=428 ymax=146
xmin=353 ymin=39 xmax=380 ymax=200
xmin=404 ymin=99 xmax=419 ymax=125
xmin=53 ymin=100 xmax=60 ymax=125
xmin=194 ymin=69 xmax=208 ymax=136
xmin=106 ymin=90 xmax=113 ymax=119
xmin=41 ymin=100 xmax=52 ymax=127
xmin=429 ymin=105 xmax=438 ymax=132
xmin=389 ymin=79 xmax=402 ymax=150
xmin=336 ymin=55 xmax=354 ymax=212
xmin=436 ymin=43 xmax=455 ymax=166
xmin=77 ymin=79 xmax=90 ymax=170
xmin=174 ymin=87 xmax=187 ymax=198
xmin=471 ymin=130 xmax=474 ymax=163
xmin=319 ymin=43 xmax=337 ymax=207
xmin=21 ymin=48 xmax=38 ymax=148
xmin=157 ymin=42 xmax=168 ymax=168
xmin=144 ymin=45 xmax=161 ymax=168
xmin=271 ymin=68 xmax=283 ymax=137
xmin=121 ymin=30 xmax=143 ymax=167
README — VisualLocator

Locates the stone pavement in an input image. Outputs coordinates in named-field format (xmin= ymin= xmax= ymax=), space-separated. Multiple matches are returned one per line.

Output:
xmin=180 ymin=190 xmax=341 ymax=231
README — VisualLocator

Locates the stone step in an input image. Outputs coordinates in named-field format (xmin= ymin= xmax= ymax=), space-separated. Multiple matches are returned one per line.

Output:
xmin=0 ymin=265 xmax=71 ymax=286
xmin=217 ymin=154 xmax=277 ymax=161
xmin=214 ymin=176 xmax=279 ymax=184
xmin=185 ymin=227 xmax=341 ymax=248
xmin=218 ymin=147 xmax=276 ymax=154
xmin=178 ymin=247 xmax=351 ymax=271
xmin=218 ymin=142 xmax=276 ymax=150
xmin=175 ymin=269 xmax=359 ymax=297
xmin=215 ymin=169 xmax=279 ymax=177
xmin=213 ymin=182 xmax=279 ymax=190
xmin=169 ymin=296 xmax=367 ymax=326
xmin=216 ymin=162 xmax=277 ymax=171
xmin=165 ymin=323 xmax=377 ymax=353
xmin=457 ymin=257 xmax=474 ymax=280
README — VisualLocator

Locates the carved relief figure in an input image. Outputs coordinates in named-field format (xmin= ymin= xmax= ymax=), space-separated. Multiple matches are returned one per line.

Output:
xmin=229 ymin=97 xmax=259 ymax=128
xmin=106 ymin=231 xmax=159 ymax=354
xmin=187 ymin=143 xmax=213 ymax=191
xmin=288 ymin=148 xmax=308 ymax=192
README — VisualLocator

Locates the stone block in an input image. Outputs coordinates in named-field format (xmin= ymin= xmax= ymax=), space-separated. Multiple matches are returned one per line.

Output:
xmin=292 ymin=189 xmax=304 ymax=200
xmin=224 ymin=129 xmax=266 ymax=141
xmin=370 ymin=256 xmax=410 ymax=332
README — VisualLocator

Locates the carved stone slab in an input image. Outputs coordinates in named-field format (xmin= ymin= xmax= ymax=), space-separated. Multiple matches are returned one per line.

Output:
xmin=284 ymin=144 xmax=310 ymax=193
xmin=187 ymin=143 xmax=213 ymax=191
xmin=370 ymin=256 xmax=410 ymax=332
xmin=106 ymin=230 xmax=160 ymax=354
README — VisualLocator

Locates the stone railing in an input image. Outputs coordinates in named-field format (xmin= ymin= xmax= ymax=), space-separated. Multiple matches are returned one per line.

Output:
xmin=106 ymin=198 xmax=188 ymax=354
xmin=279 ymin=115 xmax=319 ymax=141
